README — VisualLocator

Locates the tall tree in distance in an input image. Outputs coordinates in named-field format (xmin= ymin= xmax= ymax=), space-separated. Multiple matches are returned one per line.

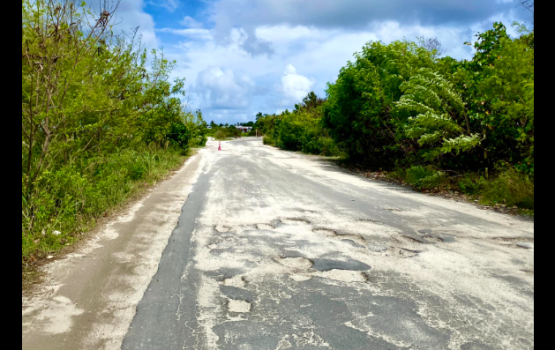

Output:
xmin=416 ymin=36 xmax=444 ymax=58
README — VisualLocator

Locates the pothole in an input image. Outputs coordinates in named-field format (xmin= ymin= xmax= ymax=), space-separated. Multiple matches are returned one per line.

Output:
xmin=400 ymin=234 xmax=428 ymax=244
xmin=277 ymin=257 xmax=313 ymax=269
xmin=516 ymin=242 xmax=533 ymax=249
xmin=368 ymin=245 xmax=389 ymax=252
xmin=222 ymin=275 xmax=247 ymax=288
xmin=316 ymin=269 xmax=369 ymax=283
xmin=256 ymin=223 xmax=274 ymax=230
xmin=227 ymin=299 xmax=251 ymax=313
xmin=280 ymin=217 xmax=311 ymax=224
xmin=396 ymin=248 xmax=421 ymax=257
xmin=313 ymin=228 xmax=337 ymax=236
xmin=288 ymin=274 xmax=312 ymax=282
xmin=220 ymin=285 xmax=255 ymax=303
xmin=383 ymin=207 xmax=402 ymax=212
xmin=292 ymin=208 xmax=317 ymax=214
xmin=215 ymin=225 xmax=231 ymax=233
xmin=357 ymin=218 xmax=384 ymax=225
xmin=422 ymin=235 xmax=443 ymax=243
xmin=209 ymin=238 xmax=234 ymax=249
xmin=313 ymin=227 xmax=367 ymax=246
xmin=342 ymin=239 xmax=365 ymax=248
xmin=417 ymin=229 xmax=433 ymax=234
xmin=311 ymin=258 xmax=371 ymax=272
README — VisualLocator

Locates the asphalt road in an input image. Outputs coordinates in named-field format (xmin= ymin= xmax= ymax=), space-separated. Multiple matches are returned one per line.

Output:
xmin=23 ymin=137 xmax=534 ymax=350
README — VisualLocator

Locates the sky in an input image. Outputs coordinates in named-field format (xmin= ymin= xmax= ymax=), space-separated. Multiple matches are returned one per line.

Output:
xmin=109 ymin=0 xmax=533 ymax=124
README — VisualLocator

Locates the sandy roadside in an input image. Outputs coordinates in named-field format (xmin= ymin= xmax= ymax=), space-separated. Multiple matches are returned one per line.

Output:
xmin=22 ymin=149 xmax=205 ymax=350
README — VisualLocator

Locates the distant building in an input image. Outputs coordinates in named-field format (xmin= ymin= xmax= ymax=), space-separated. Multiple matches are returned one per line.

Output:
xmin=235 ymin=126 xmax=252 ymax=133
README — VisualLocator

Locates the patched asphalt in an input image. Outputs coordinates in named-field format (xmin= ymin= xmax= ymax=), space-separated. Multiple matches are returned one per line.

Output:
xmin=122 ymin=138 xmax=534 ymax=350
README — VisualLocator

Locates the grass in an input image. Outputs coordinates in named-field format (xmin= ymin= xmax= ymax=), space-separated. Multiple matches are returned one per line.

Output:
xmin=22 ymin=145 xmax=194 ymax=282
xmin=383 ymin=164 xmax=533 ymax=215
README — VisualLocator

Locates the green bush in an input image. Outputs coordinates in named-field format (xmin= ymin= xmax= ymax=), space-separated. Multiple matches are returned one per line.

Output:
xmin=213 ymin=126 xmax=241 ymax=140
xmin=323 ymin=40 xmax=435 ymax=166
xmin=129 ymin=162 xmax=147 ymax=180
xmin=482 ymin=167 xmax=534 ymax=209
xmin=22 ymin=145 xmax=188 ymax=267
xmin=405 ymin=166 xmax=447 ymax=189
xmin=456 ymin=174 xmax=487 ymax=195
xmin=214 ymin=130 xmax=226 ymax=140
xmin=263 ymin=135 xmax=275 ymax=145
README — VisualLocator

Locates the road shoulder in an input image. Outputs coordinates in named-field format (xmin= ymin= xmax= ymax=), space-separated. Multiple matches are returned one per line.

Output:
xmin=22 ymin=150 xmax=204 ymax=350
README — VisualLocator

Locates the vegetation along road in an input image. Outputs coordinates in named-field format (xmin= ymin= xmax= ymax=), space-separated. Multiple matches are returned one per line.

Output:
xmin=23 ymin=137 xmax=534 ymax=350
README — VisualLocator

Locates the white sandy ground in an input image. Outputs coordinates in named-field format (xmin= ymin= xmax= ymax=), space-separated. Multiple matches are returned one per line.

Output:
xmin=23 ymin=138 xmax=533 ymax=349
xmin=22 ymin=152 xmax=204 ymax=350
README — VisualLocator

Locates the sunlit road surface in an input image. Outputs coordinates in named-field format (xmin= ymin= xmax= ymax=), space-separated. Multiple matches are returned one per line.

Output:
xmin=23 ymin=137 xmax=534 ymax=350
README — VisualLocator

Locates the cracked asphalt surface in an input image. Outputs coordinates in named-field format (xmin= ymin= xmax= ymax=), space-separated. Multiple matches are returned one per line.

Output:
xmin=22 ymin=137 xmax=534 ymax=350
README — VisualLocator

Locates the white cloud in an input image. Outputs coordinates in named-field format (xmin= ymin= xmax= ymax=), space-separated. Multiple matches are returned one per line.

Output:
xmin=180 ymin=16 xmax=204 ymax=29
xmin=147 ymin=0 xmax=179 ymax=12
xmin=194 ymin=66 xmax=255 ymax=110
xmin=158 ymin=28 xmax=212 ymax=39
xmin=159 ymin=1 xmax=529 ymax=123
xmin=281 ymin=64 xmax=314 ymax=105
xmin=207 ymin=0 xmax=524 ymax=55
xmin=113 ymin=0 xmax=159 ymax=50
xmin=255 ymin=25 xmax=313 ymax=43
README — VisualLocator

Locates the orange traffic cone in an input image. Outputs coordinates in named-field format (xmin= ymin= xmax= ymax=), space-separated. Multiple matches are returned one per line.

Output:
xmin=218 ymin=141 xmax=221 ymax=151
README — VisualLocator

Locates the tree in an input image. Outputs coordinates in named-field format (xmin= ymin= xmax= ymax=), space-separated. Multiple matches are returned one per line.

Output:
xmin=416 ymin=36 xmax=444 ymax=58
xmin=395 ymin=68 xmax=481 ymax=161
xmin=323 ymin=40 xmax=435 ymax=165
xmin=22 ymin=0 xmax=122 ymax=199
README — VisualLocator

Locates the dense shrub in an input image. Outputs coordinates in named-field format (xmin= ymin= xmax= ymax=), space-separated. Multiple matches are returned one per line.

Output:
xmin=256 ymin=92 xmax=342 ymax=157
xmin=21 ymin=146 xmax=187 ymax=260
xmin=481 ymin=167 xmax=534 ymax=209
xmin=322 ymin=40 xmax=436 ymax=166
xmin=456 ymin=174 xmax=488 ymax=195
xmin=255 ymin=23 xmax=533 ymax=210
xmin=22 ymin=0 xmax=206 ymax=266
xmin=212 ymin=126 xmax=241 ymax=140
xmin=320 ymin=23 xmax=533 ymax=175
xmin=404 ymin=166 xmax=448 ymax=189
